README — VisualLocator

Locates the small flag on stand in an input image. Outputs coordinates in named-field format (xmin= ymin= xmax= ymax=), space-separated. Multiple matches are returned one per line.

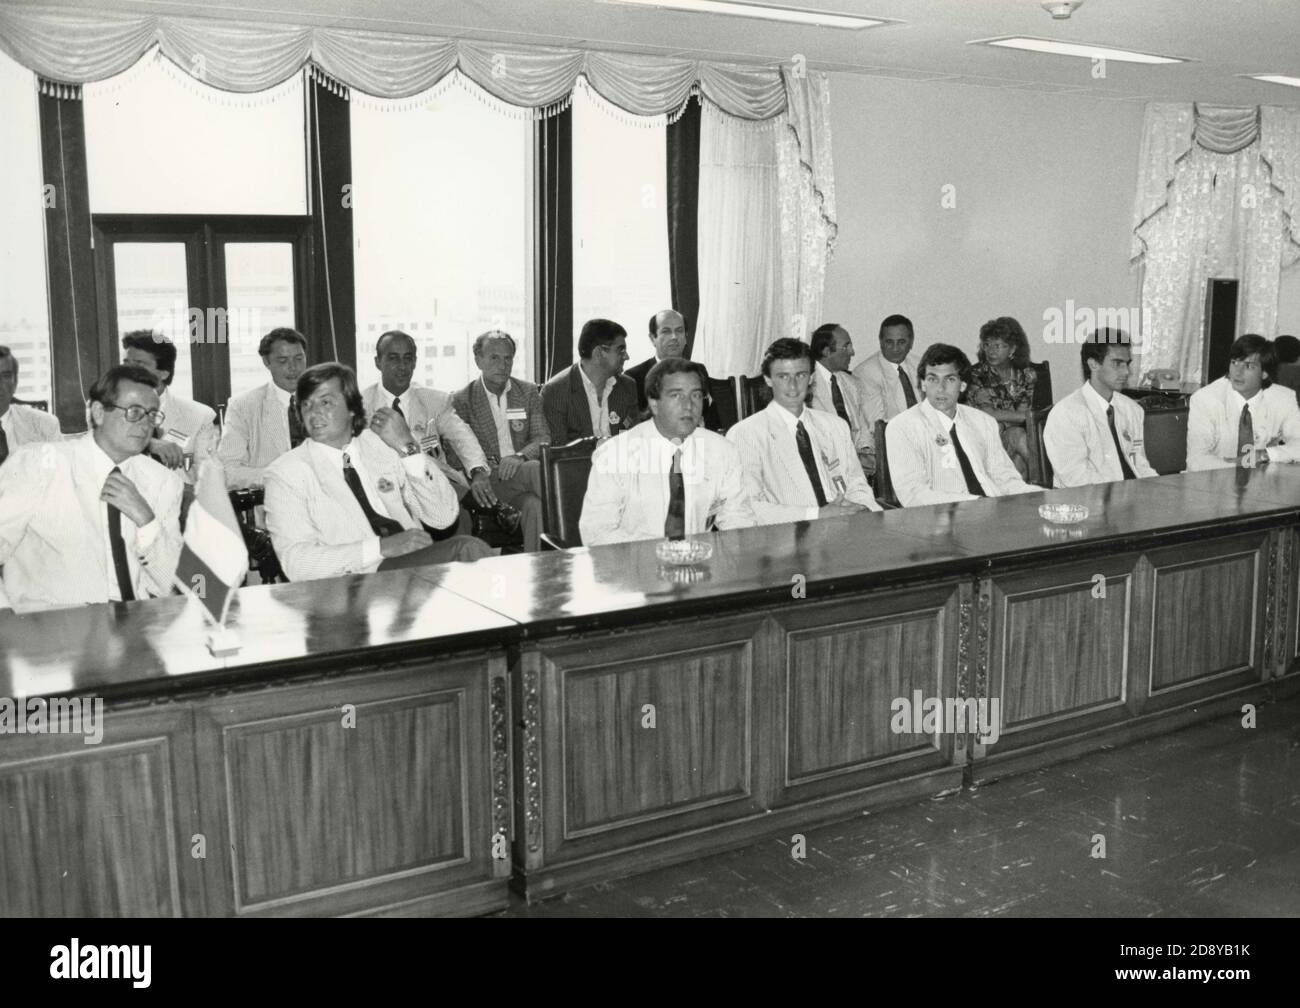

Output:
xmin=174 ymin=458 xmax=249 ymax=655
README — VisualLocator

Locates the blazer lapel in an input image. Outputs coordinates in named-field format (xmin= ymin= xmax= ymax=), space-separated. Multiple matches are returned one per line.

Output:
xmin=568 ymin=366 xmax=591 ymax=437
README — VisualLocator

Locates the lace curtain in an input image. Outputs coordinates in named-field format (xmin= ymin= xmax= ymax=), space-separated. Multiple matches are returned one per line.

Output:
xmin=1132 ymin=103 xmax=1300 ymax=381
xmin=695 ymin=71 xmax=839 ymax=378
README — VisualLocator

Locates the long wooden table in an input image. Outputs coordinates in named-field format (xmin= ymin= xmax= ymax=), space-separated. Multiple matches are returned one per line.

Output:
xmin=3 ymin=467 xmax=1298 ymax=912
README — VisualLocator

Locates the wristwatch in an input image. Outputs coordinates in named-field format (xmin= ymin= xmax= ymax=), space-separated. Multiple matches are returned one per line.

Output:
xmin=469 ymin=465 xmax=490 ymax=479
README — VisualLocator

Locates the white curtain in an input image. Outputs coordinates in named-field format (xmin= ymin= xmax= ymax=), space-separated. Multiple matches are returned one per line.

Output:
xmin=1132 ymin=103 xmax=1300 ymax=381
xmin=695 ymin=71 xmax=838 ymax=378
xmin=0 ymin=4 xmax=784 ymax=119
xmin=777 ymin=68 xmax=838 ymax=348
xmin=694 ymin=101 xmax=783 ymax=377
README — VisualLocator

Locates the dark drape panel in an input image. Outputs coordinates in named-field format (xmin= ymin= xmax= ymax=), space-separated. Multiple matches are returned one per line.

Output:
xmin=534 ymin=110 xmax=573 ymax=383
xmin=39 ymin=85 xmax=101 ymax=433
xmin=666 ymin=96 xmax=701 ymax=359
xmin=306 ymin=77 xmax=356 ymax=370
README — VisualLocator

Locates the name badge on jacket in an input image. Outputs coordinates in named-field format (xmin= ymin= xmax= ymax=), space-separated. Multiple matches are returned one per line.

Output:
xmin=507 ymin=407 xmax=527 ymax=433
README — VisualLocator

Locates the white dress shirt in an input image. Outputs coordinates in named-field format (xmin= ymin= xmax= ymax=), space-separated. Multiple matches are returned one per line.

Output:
xmin=887 ymin=400 xmax=1037 ymax=507
xmin=853 ymin=351 xmax=922 ymax=426
xmin=580 ymin=422 xmax=755 ymax=546
xmin=1043 ymin=382 xmax=1157 ymax=487
xmin=810 ymin=361 xmax=874 ymax=456
xmin=1 ymin=403 xmax=62 ymax=453
xmin=482 ymin=377 xmax=517 ymax=458
xmin=578 ymin=364 xmax=616 ymax=439
xmin=82 ymin=440 xmax=162 ymax=601
xmin=1186 ymin=377 xmax=1300 ymax=470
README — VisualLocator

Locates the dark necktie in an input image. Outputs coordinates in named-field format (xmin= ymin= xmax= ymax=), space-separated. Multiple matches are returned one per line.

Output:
xmin=664 ymin=448 xmax=685 ymax=540
xmin=949 ymin=425 xmax=986 ymax=497
xmin=0 ymin=423 xmax=8 ymax=466
xmin=288 ymin=394 xmax=307 ymax=448
xmin=829 ymin=374 xmax=851 ymax=425
xmin=1106 ymin=405 xmax=1137 ymax=480
xmin=899 ymin=366 xmax=918 ymax=408
xmin=1237 ymin=403 xmax=1254 ymax=467
xmin=105 ymin=466 xmax=136 ymax=602
xmin=392 ymin=396 xmax=405 ymax=418
xmin=342 ymin=452 xmax=404 ymax=538
xmin=795 ymin=420 xmax=828 ymax=507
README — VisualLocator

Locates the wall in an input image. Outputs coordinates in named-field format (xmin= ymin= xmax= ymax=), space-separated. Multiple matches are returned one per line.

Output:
xmin=822 ymin=73 xmax=1145 ymax=403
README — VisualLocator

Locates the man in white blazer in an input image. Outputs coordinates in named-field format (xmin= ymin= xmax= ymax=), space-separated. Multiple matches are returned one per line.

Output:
xmin=728 ymin=337 xmax=880 ymax=525
xmin=1044 ymin=329 xmax=1157 ymax=487
xmin=853 ymin=314 xmax=923 ymax=428
xmin=808 ymin=323 xmax=877 ymax=478
xmin=0 ymin=345 xmax=61 ymax=465
xmin=264 ymin=363 xmax=493 ymax=582
xmin=0 ymin=365 xmax=182 ymax=613
xmin=887 ymin=343 xmax=1038 ymax=506
xmin=361 ymin=329 xmax=495 ymax=515
xmin=580 ymin=358 xmax=754 ymax=546
xmin=218 ymin=327 xmax=309 ymax=489
xmin=121 ymin=330 xmax=217 ymax=483
xmin=1187 ymin=334 xmax=1300 ymax=470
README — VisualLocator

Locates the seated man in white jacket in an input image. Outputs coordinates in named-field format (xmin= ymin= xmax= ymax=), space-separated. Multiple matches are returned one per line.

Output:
xmin=580 ymin=358 xmax=754 ymax=546
xmin=1187 ymin=334 xmax=1300 ymax=470
xmin=728 ymin=336 xmax=879 ymax=524
xmin=0 ymin=364 xmax=183 ymax=612
xmin=887 ymin=343 xmax=1038 ymax=506
xmin=264 ymin=363 xmax=493 ymax=582
xmin=1044 ymin=328 xmax=1157 ymax=487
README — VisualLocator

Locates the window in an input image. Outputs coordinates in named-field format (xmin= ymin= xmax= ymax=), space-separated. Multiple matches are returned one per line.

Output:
xmin=351 ymin=78 xmax=531 ymax=393
xmin=572 ymin=81 xmax=672 ymax=369
xmin=0 ymin=49 xmax=52 ymax=406
xmin=83 ymin=51 xmax=305 ymax=215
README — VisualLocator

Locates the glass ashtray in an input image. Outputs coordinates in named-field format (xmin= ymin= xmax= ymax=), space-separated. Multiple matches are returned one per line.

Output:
xmin=655 ymin=538 xmax=714 ymax=565
xmin=1038 ymin=503 xmax=1089 ymax=524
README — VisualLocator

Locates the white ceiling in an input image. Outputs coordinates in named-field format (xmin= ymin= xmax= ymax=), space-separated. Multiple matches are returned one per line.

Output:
xmin=21 ymin=0 xmax=1300 ymax=104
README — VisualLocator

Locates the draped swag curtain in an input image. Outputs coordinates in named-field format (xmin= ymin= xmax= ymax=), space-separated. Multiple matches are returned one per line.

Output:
xmin=1131 ymin=103 xmax=1300 ymax=380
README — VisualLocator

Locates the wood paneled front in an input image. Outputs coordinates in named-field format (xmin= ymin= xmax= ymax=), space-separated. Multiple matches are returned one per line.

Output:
xmin=983 ymin=553 xmax=1142 ymax=756
xmin=0 ymin=705 xmax=200 ymax=917
xmin=194 ymin=654 xmax=508 ymax=917
xmin=772 ymin=584 xmax=964 ymax=805
xmin=1147 ymin=535 xmax=1265 ymax=700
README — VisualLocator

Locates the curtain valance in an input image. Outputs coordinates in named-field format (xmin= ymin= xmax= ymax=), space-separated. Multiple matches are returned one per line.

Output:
xmin=0 ymin=4 xmax=786 ymax=119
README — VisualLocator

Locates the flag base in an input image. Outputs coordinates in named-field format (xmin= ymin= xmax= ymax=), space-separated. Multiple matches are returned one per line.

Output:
xmin=206 ymin=626 xmax=242 ymax=657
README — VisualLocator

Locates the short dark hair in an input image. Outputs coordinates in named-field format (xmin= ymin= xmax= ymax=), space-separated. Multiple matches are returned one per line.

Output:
xmin=646 ymin=357 xmax=708 ymax=401
xmin=375 ymin=329 xmax=416 ymax=358
xmin=760 ymin=337 xmax=813 ymax=378
xmin=1080 ymin=328 xmax=1131 ymax=382
xmin=977 ymin=317 xmax=1031 ymax=368
xmin=917 ymin=343 xmax=973 ymax=385
xmin=87 ymin=364 xmax=161 ymax=410
xmin=472 ymin=330 xmax=516 ymax=357
xmin=577 ymin=318 xmax=626 ymax=359
xmin=809 ymin=323 xmax=845 ymax=361
xmin=121 ymin=330 xmax=178 ymax=384
xmin=879 ymin=314 xmax=914 ymax=342
xmin=1275 ymin=335 xmax=1300 ymax=365
xmin=259 ymin=327 xmax=308 ymax=358
xmin=648 ymin=309 xmax=684 ymax=337
xmin=1230 ymin=334 xmax=1277 ymax=388
xmin=0 ymin=344 xmax=16 ymax=379
xmin=296 ymin=362 xmax=367 ymax=437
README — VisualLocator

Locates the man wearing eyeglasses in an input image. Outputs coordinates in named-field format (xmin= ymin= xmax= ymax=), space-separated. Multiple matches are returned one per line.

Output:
xmin=541 ymin=318 xmax=639 ymax=445
xmin=0 ymin=364 xmax=183 ymax=613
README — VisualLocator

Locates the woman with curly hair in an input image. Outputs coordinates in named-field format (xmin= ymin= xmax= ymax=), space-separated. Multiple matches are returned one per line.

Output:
xmin=966 ymin=317 xmax=1037 ymax=480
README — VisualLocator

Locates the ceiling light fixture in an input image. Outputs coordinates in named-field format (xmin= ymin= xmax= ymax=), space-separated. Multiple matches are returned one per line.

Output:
xmin=1246 ymin=74 xmax=1300 ymax=90
xmin=970 ymin=36 xmax=1187 ymax=65
xmin=1040 ymin=1 xmax=1083 ymax=19
xmin=596 ymin=0 xmax=890 ymax=30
